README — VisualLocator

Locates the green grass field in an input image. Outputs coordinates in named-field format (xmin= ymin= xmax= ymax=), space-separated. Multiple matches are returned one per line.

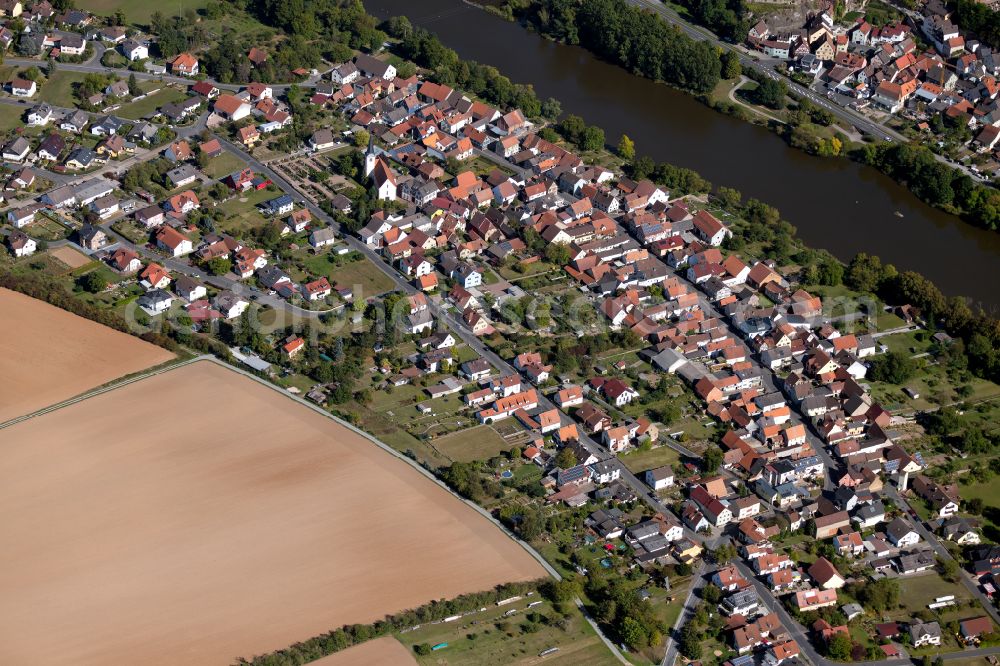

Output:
xmin=959 ymin=476 xmax=1000 ymax=507
xmin=77 ymin=0 xmax=209 ymax=24
xmin=895 ymin=572 xmax=972 ymax=617
xmin=325 ymin=257 xmax=395 ymax=297
xmin=433 ymin=424 xmax=514 ymax=463
xmin=215 ymin=188 xmax=276 ymax=236
xmin=399 ymin=595 xmax=618 ymax=666
xmin=115 ymin=87 xmax=188 ymax=120
xmin=38 ymin=71 xmax=92 ymax=108
xmin=618 ymin=446 xmax=681 ymax=475
xmin=203 ymin=151 xmax=246 ymax=179
xmin=0 ymin=103 xmax=24 ymax=133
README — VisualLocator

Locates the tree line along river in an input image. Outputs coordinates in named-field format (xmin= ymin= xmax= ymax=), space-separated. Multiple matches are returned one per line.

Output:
xmin=367 ymin=0 xmax=1000 ymax=311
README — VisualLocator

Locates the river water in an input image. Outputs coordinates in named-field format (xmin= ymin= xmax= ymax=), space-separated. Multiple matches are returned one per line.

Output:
xmin=367 ymin=0 xmax=999 ymax=309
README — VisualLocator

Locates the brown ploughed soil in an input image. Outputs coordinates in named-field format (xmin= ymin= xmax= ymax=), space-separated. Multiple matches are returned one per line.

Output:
xmin=0 ymin=360 xmax=544 ymax=665
xmin=0 ymin=287 xmax=174 ymax=422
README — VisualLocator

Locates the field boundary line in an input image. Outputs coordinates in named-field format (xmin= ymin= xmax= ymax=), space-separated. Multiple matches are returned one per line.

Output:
xmin=197 ymin=358 xmax=564 ymax=574
xmin=0 ymin=354 xmax=209 ymax=431
xmin=0 ymin=355 xmax=628 ymax=663
xmin=203 ymin=359 xmax=628 ymax=663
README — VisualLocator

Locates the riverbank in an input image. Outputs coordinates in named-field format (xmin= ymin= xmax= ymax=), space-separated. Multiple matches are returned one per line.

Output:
xmin=367 ymin=0 xmax=1000 ymax=309
xmin=496 ymin=0 xmax=1000 ymax=236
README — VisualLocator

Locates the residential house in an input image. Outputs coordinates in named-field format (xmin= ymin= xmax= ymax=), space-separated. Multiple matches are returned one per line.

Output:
xmin=909 ymin=621 xmax=942 ymax=647
xmin=2 ymin=137 xmax=30 ymax=162
xmin=645 ymin=466 xmax=674 ymax=491
xmin=169 ymin=52 xmax=199 ymax=76
xmin=155 ymin=226 xmax=193 ymax=257
xmin=886 ymin=517 xmax=920 ymax=548
xmin=77 ymin=224 xmax=107 ymax=250
xmin=139 ymin=262 xmax=171 ymax=290
xmin=795 ymin=588 xmax=838 ymax=612
xmin=6 ymin=230 xmax=35 ymax=257
xmin=214 ymin=290 xmax=248 ymax=319
xmin=10 ymin=78 xmax=36 ymax=97
xmin=808 ymin=558 xmax=845 ymax=589
xmin=119 ymin=38 xmax=148 ymax=61
xmin=138 ymin=289 xmax=173 ymax=314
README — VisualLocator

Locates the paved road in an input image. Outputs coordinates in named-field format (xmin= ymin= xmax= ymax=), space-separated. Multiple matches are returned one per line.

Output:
xmin=661 ymin=561 xmax=707 ymax=666
xmin=659 ymin=263 xmax=841 ymax=490
xmin=212 ymin=134 xmax=719 ymax=547
xmin=626 ymin=0 xmax=902 ymax=143
xmin=734 ymin=559 xmax=1000 ymax=666
xmin=625 ymin=0 xmax=988 ymax=180
xmin=884 ymin=485 xmax=1000 ymax=627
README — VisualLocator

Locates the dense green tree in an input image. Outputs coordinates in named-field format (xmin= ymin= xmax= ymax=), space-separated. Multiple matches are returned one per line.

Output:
xmin=554 ymin=446 xmax=577 ymax=469
xmin=702 ymin=446 xmax=723 ymax=473
xmin=78 ymin=271 xmax=107 ymax=293
xmin=541 ymin=96 xmax=562 ymax=120
xmin=868 ymin=351 xmax=918 ymax=384
xmin=827 ymin=632 xmax=853 ymax=660
xmin=720 ymin=50 xmax=742 ymax=79
xmin=716 ymin=186 xmax=742 ymax=209
xmin=617 ymin=134 xmax=635 ymax=161
xmin=679 ymin=623 xmax=702 ymax=659
xmin=205 ymin=257 xmax=232 ymax=276
xmin=580 ymin=125 xmax=605 ymax=151
xmin=529 ymin=0 xmax=721 ymax=93
xmin=752 ymin=77 xmax=787 ymax=110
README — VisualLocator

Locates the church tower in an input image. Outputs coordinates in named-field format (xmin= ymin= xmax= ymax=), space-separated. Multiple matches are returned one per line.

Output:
xmin=364 ymin=133 xmax=377 ymax=178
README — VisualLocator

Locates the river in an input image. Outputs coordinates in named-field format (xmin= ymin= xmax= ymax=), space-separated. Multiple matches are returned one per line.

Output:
xmin=367 ymin=0 xmax=999 ymax=309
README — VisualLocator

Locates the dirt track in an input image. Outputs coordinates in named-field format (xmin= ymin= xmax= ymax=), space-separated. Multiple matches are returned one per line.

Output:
xmin=0 ymin=360 xmax=544 ymax=665
xmin=0 ymin=288 xmax=174 ymax=423
xmin=310 ymin=637 xmax=417 ymax=666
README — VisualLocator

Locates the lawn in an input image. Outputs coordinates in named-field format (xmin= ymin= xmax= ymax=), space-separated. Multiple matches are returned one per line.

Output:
xmin=433 ymin=424 xmax=515 ymax=463
xmin=325 ymin=257 xmax=395 ymax=297
xmin=215 ymin=188 xmax=276 ymax=236
xmin=111 ymin=220 xmax=153 ymax=245
xmin=959 ymin=475 xmax=1000 ymax=533
xmin=867 ymin=356 xmax=1000 ymax=413
xmin=38 ymin=71 xmax=91 ymax=108
xmin=895 ymin=572 xmax=972 ymax=617
xmin=77 ymin=0 xmax=209 ymax=24
xmin=618 ymin=445 xmax=681 ymax=475
xmin=115 ymin=87 xmax=188 ymax=120
xmin=0 ymin=103 xmax=25 ymax=132
xmin=203 ymin=151 xmax=246 ymax=179
xmin=880 ymin=330 xmax=932 ymax=357
xmin=398 ymin=596 xmax=618 ymax=666
xmin=344 ymin=382 xmax=484 ymax=467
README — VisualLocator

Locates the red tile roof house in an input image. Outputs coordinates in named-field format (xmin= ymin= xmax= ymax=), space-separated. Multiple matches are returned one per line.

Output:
xmin=169 ymin=52 xmax=199 ymax=76
xmin=555 ymin=385 xmax=584 ymax=408
xmin=155 ymin=226 xmax=193 ymax=257
xmin=589 ymin=377 xmax=640 ymax=407
xmin=809 ymin=558 xmax=846 ymax=590
xmin=108 ymin=247 xmax=141 ymax=273
xmin=139 ymin=262 xmax=171 ymax=290
xmin=164 ymin=190 xmax=200 ymax=215
xmin=477 ymin=389 xmax=538 ymax=424
xmin=190 ymin=80 xmax=219 ymax=98
xmin=247 ymin=46 xmax=267 ymax=66
xmin=282 ymin=335 xmax=305 ymax=359
xmin=301 ymin=277 xmax=331 ymax=301
xmin=795 ymin=588 xmax=838 ymax=612
xmin=960 ymin=616 xmax=994 ymax=645
xmin=692 ymin=210 xmax=730 ymax=246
